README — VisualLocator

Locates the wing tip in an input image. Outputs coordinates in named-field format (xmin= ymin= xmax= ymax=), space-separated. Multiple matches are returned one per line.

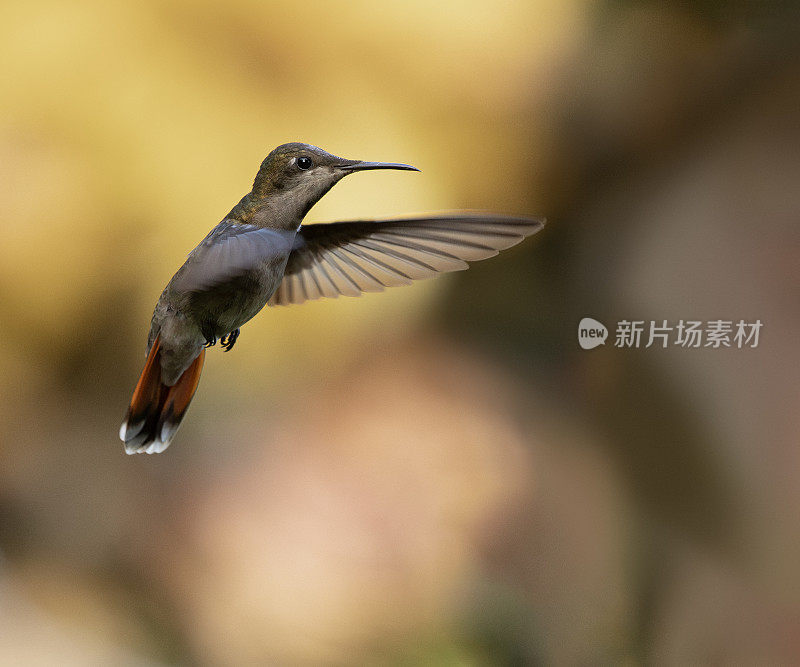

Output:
xmin=497 ymin=215 xmax=546 ymax=235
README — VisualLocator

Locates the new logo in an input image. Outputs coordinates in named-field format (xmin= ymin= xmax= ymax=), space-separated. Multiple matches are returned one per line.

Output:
xmin=578 ymin=317 xmax=608 ymax=349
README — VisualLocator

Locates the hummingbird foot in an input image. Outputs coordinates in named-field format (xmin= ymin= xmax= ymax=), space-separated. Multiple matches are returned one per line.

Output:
xmin=221 ymin=329 xmax=240 ymax=352
xmin=200 ymin=321 xmax=218 ymax=347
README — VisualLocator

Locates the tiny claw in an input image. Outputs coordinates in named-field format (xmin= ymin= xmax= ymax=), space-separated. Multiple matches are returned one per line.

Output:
xmin=222 ymin=329 xmax=240 ymax=352
xmin=204 ymin=337 xmax=217 ymax=348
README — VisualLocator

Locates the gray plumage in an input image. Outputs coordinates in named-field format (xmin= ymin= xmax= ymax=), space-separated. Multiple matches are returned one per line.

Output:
xmin=121 ymin=142 xmax=545 ymax=454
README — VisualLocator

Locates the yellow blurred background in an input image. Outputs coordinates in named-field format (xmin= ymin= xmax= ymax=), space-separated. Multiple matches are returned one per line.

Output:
xmin=1 ymin=0 xmax=799 ymax=664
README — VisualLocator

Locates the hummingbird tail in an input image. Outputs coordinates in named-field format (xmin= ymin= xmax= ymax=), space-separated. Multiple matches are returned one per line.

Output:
xmin=119 ymin=336 xmax=205 ymax=454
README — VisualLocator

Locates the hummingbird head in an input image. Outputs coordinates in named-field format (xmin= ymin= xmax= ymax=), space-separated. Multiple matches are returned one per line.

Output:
xmin=250 ymin=142 xmax=419 ymax=224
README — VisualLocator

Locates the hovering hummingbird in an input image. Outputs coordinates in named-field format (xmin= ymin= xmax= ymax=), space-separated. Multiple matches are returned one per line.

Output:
xmin=120 ymin=143 xmax=544 ymax=454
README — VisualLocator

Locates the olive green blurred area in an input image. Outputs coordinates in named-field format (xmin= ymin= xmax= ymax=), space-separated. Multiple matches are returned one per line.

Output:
xmin=1 ymin=0 xmax=799 ymax=664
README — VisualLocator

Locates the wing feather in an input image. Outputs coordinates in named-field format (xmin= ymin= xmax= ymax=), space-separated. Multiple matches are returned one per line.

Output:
xmin=267 ymin=215 xmax=544 ymax=306
xmin=170 ymin=220 xmax=296 ymax=294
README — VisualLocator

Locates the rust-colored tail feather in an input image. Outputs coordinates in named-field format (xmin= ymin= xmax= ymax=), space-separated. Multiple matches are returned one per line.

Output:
xmin=119 ymin=336 xmax=205 ymax=454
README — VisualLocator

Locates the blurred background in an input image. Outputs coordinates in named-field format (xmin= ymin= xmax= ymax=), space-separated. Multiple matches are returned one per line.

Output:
xmin=1 ymin=0 xmax=799 ymax=664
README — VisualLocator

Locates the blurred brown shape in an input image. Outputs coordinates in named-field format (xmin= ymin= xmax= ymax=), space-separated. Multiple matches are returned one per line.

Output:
xmin=147 ymin=342 xmax=537 ymax=664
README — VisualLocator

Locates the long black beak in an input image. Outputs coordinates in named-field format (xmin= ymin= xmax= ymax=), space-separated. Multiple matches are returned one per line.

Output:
xmin=338 ymin=160 xmax=420 ymax=172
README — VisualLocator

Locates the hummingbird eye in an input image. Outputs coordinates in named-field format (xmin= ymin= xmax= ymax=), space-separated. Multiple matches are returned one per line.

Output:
xmin=296 ymin=156 xmax=312 ymax=170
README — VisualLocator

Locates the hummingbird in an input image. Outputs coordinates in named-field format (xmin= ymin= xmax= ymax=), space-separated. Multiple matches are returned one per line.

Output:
xmin=120 ymin=143 xmax=544 ymax=454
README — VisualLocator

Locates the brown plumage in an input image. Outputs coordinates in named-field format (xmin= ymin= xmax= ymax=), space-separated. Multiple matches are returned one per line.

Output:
xmin=120 ymin=337 xmax=206 ymax=454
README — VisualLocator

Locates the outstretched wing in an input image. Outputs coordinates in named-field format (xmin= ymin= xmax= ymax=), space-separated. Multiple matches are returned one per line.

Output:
xmin=169 ymin=220 xmax=297 ymax=294
xmin=268 ymin=215 xmax=544 ymax=306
